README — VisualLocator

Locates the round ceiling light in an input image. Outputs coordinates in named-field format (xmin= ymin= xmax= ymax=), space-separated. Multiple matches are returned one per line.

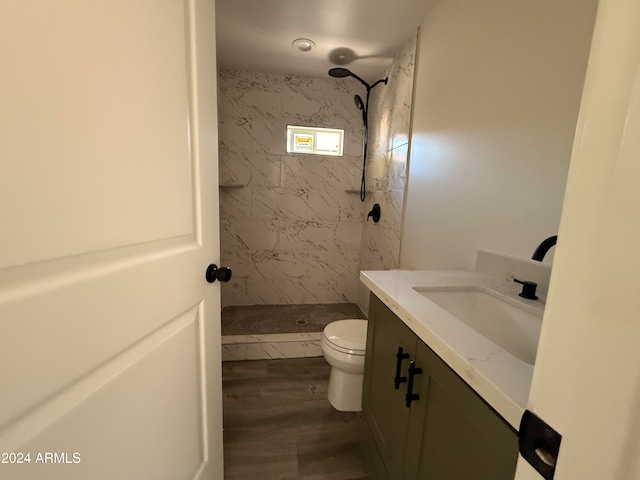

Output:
xmin=292 ymin=38 xmax=316 ymax=52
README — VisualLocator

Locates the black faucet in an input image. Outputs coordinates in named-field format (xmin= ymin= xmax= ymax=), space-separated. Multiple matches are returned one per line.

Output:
xmin=531 ymin=235 xmax=557 ymax=262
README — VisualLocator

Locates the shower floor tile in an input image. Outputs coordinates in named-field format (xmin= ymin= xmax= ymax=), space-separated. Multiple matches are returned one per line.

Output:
xmin=221 ymin=303 xmax=366 ymax=336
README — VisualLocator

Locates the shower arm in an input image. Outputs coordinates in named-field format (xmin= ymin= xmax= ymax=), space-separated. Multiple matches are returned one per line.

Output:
xmin=369 ymin=78 xmax=388 ymax=90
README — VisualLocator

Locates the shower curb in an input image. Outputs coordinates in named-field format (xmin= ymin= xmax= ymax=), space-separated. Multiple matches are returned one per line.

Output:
xmin=221 ymin=332 xmax=323 ymax=361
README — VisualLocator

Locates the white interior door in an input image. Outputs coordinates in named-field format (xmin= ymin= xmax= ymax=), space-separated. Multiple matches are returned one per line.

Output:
xmin=0 ymin=1 xmax=223 ymax=479
xmin=515 ymin=0 xmax=640 ymax=478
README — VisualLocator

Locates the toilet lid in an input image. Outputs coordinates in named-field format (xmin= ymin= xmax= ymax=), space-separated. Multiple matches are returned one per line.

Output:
xmin=323 ymin=319 xmax=368 ymax=354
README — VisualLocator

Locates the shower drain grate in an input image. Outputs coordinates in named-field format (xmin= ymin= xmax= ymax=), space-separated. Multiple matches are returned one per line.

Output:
xmin=221 ymin=303 xmax=366 ymax=336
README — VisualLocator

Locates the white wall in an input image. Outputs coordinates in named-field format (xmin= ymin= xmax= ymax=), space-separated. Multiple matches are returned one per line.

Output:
xmin=400 ymin=0 xmax=597 ymax=270
xmin=516 ymin=0 xmax=640 ymax=477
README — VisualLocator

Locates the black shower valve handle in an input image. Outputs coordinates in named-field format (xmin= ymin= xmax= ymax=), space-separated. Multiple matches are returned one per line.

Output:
xmin=367 ymin=203 xmax=381 ymax=223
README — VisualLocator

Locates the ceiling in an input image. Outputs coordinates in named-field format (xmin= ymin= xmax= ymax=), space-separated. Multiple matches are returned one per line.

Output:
xmin=215 ymin=0 xmax=434 ymax=83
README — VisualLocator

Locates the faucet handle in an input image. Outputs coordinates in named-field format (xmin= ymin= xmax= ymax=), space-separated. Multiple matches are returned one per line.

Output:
xmin=514 ymin=278 xmax=539 ymax=300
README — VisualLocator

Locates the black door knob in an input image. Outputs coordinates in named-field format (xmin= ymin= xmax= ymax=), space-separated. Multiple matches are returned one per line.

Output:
xmin=205 ymin=264 xmax=232 ymax=283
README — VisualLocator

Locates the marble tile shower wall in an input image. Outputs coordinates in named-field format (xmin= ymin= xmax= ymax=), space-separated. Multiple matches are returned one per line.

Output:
xmin=217 ymin=68 xmax=364 ymax=306
xmin=357 ymin=33 xmax=418 ymax=313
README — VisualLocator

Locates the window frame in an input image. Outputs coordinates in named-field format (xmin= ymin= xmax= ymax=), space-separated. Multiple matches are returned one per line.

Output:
xmin=286 ymin=125 xmax=344 ymax=156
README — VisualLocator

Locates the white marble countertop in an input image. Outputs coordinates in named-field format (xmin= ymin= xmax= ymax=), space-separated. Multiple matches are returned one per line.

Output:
xmin=360 ymin=269 xmax=545 ymax=430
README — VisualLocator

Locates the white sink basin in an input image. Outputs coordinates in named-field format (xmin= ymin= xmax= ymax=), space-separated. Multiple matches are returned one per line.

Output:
xmin=413 ymin=286 xmax=542 ymax=364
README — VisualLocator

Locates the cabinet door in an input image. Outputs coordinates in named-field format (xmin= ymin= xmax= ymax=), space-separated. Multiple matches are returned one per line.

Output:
xmin=363 ymin=295 xmax=418 ymax=479
xmin=405 ymin=341 xmax=519 ymax=480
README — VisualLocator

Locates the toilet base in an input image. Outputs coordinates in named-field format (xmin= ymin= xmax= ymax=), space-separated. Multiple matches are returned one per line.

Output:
xmin=327 ymin=368 xmax=364 ymax=412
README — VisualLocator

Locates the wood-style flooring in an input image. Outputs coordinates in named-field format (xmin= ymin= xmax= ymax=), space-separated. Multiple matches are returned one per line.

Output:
xmin=222 ymin=357 xmax=369 ymax=480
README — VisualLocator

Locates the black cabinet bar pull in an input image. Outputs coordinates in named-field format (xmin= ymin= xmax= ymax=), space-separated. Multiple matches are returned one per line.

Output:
xmin=394 ymin=347 xmax=410 ymax=389
xmin=405 ymin=361 xmax=423 ymax=408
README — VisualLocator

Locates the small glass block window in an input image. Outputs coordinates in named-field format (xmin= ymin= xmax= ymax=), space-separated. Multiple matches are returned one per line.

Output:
xmin=286 ymin=125 xmax=344 ymax=156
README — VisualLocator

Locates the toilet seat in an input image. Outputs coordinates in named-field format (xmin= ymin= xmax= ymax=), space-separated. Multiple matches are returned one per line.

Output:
xmin=322 ymin=319 xmax=367 ymax=356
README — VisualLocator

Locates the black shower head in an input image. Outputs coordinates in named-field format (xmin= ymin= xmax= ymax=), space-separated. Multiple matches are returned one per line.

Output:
xmin=328 ymin=67 xmax=352 ymax=78
xmin=328 ymin=67 xmax=369 ymax=89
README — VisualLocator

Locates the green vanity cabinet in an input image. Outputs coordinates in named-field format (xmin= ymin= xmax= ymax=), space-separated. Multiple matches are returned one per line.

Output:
xmin=362 ymin=294 xmax=418 ymax=479
xmin=361 ymin=294 xmax=519 ymax=480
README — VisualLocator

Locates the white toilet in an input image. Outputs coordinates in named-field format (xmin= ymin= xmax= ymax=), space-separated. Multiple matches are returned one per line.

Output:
xmin=321 ymin=319 xmax=368 ymax=412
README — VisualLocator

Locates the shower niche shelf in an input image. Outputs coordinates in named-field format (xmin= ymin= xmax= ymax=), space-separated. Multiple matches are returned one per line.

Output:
xmin=219 ymin=184 xmax=245 ymax=190
xmin=345 ymin=189 xmax=371 ymax=195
